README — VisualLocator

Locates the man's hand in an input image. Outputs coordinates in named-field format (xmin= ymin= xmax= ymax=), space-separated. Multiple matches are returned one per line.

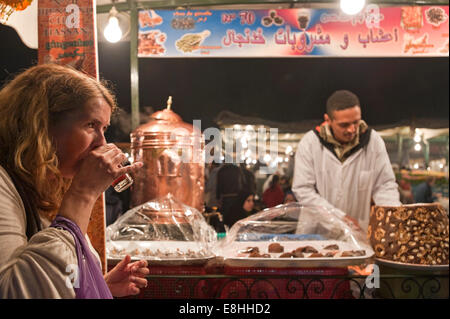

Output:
xmin=343 ymin=214 xmax=362 ymax=231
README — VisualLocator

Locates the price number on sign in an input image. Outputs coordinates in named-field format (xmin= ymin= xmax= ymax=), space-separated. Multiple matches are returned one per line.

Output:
xmin=239 ymin=11 xmax=255 ymax=25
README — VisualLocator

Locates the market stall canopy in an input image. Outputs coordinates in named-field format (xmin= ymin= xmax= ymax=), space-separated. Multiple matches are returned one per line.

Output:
xmin=5 ymin=0 xmax=450 ymax=48
xmin=215 ymin=110 xmax=321 ymax=134
xmin=215 ymin=110 xmax=449 ymax=154
xmin=215 ymin=110 xmax=449 ymax=135
xmin=374 ymin=118 xmax=449 ymax=140
xmin=214 ymin=110 xmax=318 ymax=155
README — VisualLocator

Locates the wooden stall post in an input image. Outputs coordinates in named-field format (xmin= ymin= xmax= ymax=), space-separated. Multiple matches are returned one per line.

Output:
xmin=129 ymin=0 xmax=140 ymax=130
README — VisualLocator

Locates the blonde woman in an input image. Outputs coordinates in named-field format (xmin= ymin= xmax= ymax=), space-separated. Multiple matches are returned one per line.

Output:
xmin=0 ymin=64 xmax=148 ymax=298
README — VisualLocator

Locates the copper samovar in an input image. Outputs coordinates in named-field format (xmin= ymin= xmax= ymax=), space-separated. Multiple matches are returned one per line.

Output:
xmin=130 ymin=97 xmax=205 ymax=211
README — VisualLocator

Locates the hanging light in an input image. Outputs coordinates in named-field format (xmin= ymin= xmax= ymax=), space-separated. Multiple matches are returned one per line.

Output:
xmin=413 ymin=134 xmax=421 ymax=143
xmin=414 ymin=129 xmax=421 ymax=142
xmin=240 ymin=136 xmax=248 ymax=148
xmin=340 ymin=0 xmax=366 ymax=15
xmin=104 ymin=6 xmax=122 ymax=43
xmin=414 ymin=143 xmax=422 ymax=151
xmin=285 ymin=145 xmax=293 ymax=155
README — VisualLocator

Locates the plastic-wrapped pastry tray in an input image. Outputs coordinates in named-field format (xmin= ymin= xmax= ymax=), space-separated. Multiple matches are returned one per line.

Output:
xmin=220 ymin=240 xmax=374 ymax=268
xmin=107 ymin=240 xmax=215 ymax=266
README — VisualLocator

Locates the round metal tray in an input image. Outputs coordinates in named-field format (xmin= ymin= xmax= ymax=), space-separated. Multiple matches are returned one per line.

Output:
xmin=108 ymin=256 xmax=215 ymax=266
xmin=376 ymin=258 xmax=449 ymax=272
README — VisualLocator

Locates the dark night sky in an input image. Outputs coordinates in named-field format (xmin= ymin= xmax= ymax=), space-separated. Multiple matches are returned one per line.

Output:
xmin=98 ymin=40 xmax=449 ymax=131
xmin=1 ymin=23 xmax=449 ymax=138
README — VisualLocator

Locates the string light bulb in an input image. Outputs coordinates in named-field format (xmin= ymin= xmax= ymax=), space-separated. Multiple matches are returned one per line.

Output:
xmin=413 ymin=134 xmax=421 ymax=143
xmin=340 ymin=0 xmax=366 ymax=15
xmin=104 ymin=6 xmax=122 ymax=43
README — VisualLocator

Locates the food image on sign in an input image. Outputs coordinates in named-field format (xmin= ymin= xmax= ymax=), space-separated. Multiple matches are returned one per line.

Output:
xmin=403 ymin=33 xmax=434 ymax=54
xmin=139 ymin=10 xmax=163 ymax=28
xmin=297 ymin=9 xmax=310 ymax=30
xmin=175 ymin=30 xmax=211 ymax=53
xmin=171 ymin=17 xmax=196 ymax=30
xmin=261 ymin=10 xmax=284 ymax=27
xmin=138 ymin=30 xmax=167 ymax=56
xmin=425 ymin=7 xmax=449 ymax=27
xmin=401 ymin=6 xmax=423 ymax=32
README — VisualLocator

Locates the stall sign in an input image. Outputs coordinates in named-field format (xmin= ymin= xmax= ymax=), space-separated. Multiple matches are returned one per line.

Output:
xmin=138 ymin=6 xmax=449 ymax=57
xmin=38 ymin=0 xmax=98 ymax=76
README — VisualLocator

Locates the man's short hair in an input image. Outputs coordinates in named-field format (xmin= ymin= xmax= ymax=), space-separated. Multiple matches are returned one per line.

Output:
xmin=326 ymin=90 xmax=360 ymax=118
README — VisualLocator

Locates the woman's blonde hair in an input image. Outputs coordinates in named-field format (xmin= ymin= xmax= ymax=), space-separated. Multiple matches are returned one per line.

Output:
xmin=0 ymin=64 xmax=117 ymax=217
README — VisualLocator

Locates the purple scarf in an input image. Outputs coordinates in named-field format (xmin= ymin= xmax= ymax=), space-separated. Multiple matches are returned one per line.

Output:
xmin=50 ymin=216 xmax=112 ymax=299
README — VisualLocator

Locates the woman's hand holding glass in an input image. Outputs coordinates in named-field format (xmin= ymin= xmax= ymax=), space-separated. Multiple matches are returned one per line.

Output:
xmin=59 ymin=143 xmax=143 ymax=234
xmin=69 ymin=143 xmax=143 ymax=199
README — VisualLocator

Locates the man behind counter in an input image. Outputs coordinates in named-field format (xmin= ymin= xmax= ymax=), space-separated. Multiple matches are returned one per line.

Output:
xmin=292 ymin=90 xmax=401 ymax=231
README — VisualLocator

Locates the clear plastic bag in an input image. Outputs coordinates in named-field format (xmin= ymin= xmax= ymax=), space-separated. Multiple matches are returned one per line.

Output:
xmin=106 ymin=194 xmax=217 ymax=263
xmin=218 ymin=203 xmax=374 ymax=267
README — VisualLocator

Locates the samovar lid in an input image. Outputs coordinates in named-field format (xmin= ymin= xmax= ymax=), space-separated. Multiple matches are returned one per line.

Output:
xmin=150 ymin=96 xmax=183 ymax=123
xmin=132 ymin=96 xmax=193 ymax=134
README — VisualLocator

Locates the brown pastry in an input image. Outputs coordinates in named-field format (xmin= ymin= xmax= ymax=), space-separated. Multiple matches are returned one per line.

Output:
xmin=309 ymin=253 xmax=325 ymax=258
xmin=239 ymin=247 xmax=259 ymax=254
xmin=324 ymin=244 xmax=339 ymax=250
xmin=296 ymin=246 xmax=318 ymax=253
xmin=268 ymin=243 xmax=284 ymax=253
xmin=249 ymin=251 xmax=271 ymax=258
xmin=248 ymin=251 xmax=262 ymax=258
xmin=325 ymin=251 xmax=338 ymax=257
xmin=291 ymin=248 xmax=305 ymax=257
xmin=369 ymin=204 xmax=449 ymax=266
xmin=352 ymin=250 xmax=366 ymax=256
xmin=341 ymin=250 xmax=366 ymax=257
xmin=341 ymin=251 xmax=353 ymax=257
xmin=279 ymin=252 xmax=294 ymax=258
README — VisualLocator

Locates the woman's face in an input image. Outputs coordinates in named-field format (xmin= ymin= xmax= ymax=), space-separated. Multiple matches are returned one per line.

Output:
xmin=243 ymin=195 xmax=254 ymax=212
xmin=50 ymin=97 xmax=111 ymax=178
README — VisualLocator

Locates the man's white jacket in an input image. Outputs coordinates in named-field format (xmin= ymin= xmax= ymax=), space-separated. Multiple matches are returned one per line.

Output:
xmin=292 ymin=128 xmax=401 ymax=231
